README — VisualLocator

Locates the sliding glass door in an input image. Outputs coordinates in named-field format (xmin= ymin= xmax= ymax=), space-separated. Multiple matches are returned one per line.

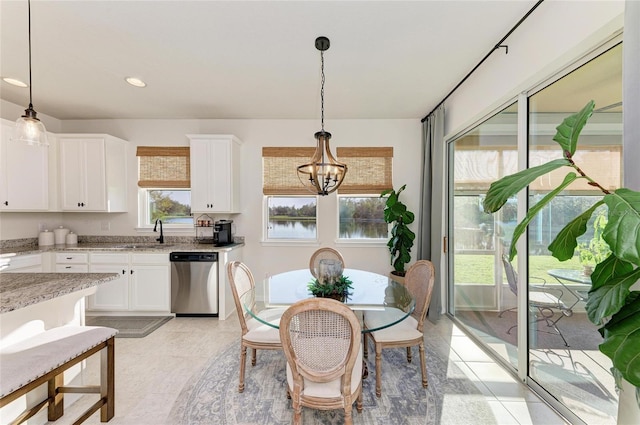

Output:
xmin=449 ymin=103 xmax=519 ymax=369
xmin=448 ymin=42 xmax=623 ymax=424
xmin=526 ymin=43 xmax=622 ymax=424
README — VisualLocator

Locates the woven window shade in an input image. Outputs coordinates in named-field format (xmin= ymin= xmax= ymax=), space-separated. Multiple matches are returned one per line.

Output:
xmin=336 ymin=147 xmax=393 ymax=194
xmin=136 ymin=146 xmax=190 ymax=188
xmin=262 ymin=147 xmax=316 ymax=195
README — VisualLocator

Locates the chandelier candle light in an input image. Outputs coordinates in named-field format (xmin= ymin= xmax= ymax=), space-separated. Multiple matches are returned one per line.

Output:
xmin=297 ymin=36 xmax=347 ymax=195
xmin=14 ymin=0 xmax=48 ymax=147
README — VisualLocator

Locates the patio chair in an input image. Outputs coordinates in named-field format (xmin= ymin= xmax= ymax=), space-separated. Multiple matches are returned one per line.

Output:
xmin=279 ymin=297 xmax=363 ymax=424
xmin=500 ymin=255 xmax=572 ymax=347
xmin=227 ymin=261 xmax=283 ymax=392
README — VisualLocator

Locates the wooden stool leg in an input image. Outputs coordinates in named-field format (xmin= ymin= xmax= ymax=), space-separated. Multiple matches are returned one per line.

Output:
xmin=406 ymin=346 xmax=412 ymax=363
xmin=100 ymin=337 xmax=115 ymax=422
xmin=48 ymin=373 xmax=64 ymax=420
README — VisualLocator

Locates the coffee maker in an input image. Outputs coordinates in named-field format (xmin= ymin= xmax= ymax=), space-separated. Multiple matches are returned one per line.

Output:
xmin=213 ymin=220 xmax=234 ymax=246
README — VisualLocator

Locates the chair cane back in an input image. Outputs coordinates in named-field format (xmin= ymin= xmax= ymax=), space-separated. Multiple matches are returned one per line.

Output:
xmin=280 ymin=298 xmax=363 ymax=425
xmin=309 ymin=248 xmax=345 ymax=279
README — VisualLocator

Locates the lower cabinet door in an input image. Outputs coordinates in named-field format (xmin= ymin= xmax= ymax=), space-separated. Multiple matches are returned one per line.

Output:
xmin=130 ymin=264 xmax=170 ymax=312
xmin=87 ymin=264 xmax=129 ymax=311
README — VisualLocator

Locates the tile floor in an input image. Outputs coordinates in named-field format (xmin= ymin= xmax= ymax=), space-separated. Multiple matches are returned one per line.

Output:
xmin=53 ymin=315 xmax=568 ymax=425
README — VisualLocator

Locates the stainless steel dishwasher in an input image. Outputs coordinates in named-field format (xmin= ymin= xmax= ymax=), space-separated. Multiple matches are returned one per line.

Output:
xmin=170 ymin=252 xmax=218 ymax=316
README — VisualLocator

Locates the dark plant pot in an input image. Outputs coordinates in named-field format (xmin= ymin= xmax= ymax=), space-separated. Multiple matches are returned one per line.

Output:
xmin=389 ymin=271 xmax=406 ymax=285
xmin=318 ymin=293 xmax=347 ymax=302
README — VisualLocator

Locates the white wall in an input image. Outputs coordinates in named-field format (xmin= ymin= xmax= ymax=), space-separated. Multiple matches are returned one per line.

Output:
xmin=0 ymin=115 xmax=421 ymax=283
xmin=444 ymin=1 xmax=625 ymax=138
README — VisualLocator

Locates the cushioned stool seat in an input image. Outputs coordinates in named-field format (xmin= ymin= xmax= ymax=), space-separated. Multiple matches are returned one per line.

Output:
xmin=0 ymin=325 xmax=117 ymax=424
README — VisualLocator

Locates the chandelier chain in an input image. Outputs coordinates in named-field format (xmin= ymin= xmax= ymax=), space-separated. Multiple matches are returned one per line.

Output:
xmin=320 ymin=50 xmax=324 ymax=133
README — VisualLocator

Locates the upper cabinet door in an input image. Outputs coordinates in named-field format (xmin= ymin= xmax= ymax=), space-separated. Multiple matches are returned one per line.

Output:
xmin=59 ymin=137 xmax=107 ymax=210
xmin=0 ymin=120 xmax=49 ymax=211
xmin=58 ymin=135 xmax=127 ymax=212
xmin=188 ymin=135 xmax=241 ymax=213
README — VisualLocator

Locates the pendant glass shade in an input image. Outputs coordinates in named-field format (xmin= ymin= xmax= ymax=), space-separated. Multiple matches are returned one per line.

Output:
xmin=14 ymin=106 xmax=48 ymax=146
xmin=297 ymin=131 xmax=347 ymax=195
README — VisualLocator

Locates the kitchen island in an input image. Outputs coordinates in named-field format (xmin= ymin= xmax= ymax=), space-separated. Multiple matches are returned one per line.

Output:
xmin=0 ymin=272 xmax=118 ymax=347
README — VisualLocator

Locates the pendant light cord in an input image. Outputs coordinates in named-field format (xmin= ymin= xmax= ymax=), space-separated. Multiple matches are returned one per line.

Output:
xmin=27 ymin=0 xmax=33 ymax=108
xmin=320 ymin=50 xmax=325 ymax=133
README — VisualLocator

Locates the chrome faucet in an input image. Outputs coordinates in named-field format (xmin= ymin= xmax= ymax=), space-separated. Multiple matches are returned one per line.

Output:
xmin=154 ymin=219 xmax=164 ymax=244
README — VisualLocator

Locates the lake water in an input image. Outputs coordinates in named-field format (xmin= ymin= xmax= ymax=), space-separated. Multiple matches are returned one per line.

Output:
xmin=269 ymin=220 xmax=387 ymax=239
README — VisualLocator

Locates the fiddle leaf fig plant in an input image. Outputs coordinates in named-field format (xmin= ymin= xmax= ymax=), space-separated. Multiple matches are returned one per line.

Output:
xmin=381 ymin=184 xmax=415 ymax=276
xmin=482 ymin=100 xmax=640 ymax=389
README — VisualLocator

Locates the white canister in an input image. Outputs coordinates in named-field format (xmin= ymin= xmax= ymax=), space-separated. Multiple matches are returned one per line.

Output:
xmin=54 ymin=226 xmax=70 ymax=245
xmin=65 ymin=232 xmax=78 ymax=246
xmin=38 ymin=230 xmax=55 ymax=247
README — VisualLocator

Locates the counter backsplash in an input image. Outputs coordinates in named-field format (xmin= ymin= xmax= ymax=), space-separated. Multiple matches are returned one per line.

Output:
xmin=0 ymin=235 xmax=245 ymax=250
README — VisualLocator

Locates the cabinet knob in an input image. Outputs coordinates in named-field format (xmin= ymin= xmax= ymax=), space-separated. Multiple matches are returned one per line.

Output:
xmin=78 ymin=202 xmax=81 ymax=207
xmin=122 ymin=270 xmax=126 ymax=275
xmin=65 ymin=266 xmax=71 ymax=269
xmin=3 ymin=201 xmax=7 ymax=206
xmin=130 ymin=270 xmax=134 ymax=274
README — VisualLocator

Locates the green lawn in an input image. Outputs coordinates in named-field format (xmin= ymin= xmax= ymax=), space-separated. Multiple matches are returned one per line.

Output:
xmin=454 ymin=254 xmax=582 ymax=285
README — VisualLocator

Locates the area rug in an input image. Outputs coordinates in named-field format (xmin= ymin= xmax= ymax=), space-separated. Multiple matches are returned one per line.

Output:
xmin=168 ymin=340 xmax=494 ymax=424
xmin=85 ymin=316 xmax=173 ymax=338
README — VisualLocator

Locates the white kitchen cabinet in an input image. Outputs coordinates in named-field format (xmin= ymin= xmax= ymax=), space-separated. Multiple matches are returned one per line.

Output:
xmin=188 ymin=134 xmax=241 ymax=213
xmin=58 ymin=134 xmax=127 ymax=212
xmin=87 ymin=252 xmax=170 ymax=314
xmin=0 ymin=119 xmax=49 ymax=211
xmin=87 ymin=253 xmax=130 ymax=311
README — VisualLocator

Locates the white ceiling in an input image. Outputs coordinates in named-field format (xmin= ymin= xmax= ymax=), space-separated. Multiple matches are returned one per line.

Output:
xmin=0 ymin=0 xmax=537 ymax=121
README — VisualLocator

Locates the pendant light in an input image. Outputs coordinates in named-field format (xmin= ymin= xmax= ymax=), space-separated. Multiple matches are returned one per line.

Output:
xmin=297 ymin=36 xmax=347 ymax=195
xmin=14 ymin=0 xmax=48 ymax=147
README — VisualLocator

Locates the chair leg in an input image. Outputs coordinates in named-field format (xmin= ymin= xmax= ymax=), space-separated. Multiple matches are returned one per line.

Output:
xmin=375 ymin=343 xmax=383 ymax=397
xmin=356 ymin=388 xmax=363 ymax=413
xmin=293 ymin=401 xmax=302 ymax=425
xmin=251 ymin=348 xmax=257 ymax=366
xmin=239 ymin=344 xmax=247 ymax=393
xmin=344 ymin=402 xmax=353 ymax=425
xmin=419 ymin=342 xmax=428 ymax=388
xmin=363 ymin=333 xmax=368 ymax=359
xmin=406 ymin=346 xmax=412 ymax=363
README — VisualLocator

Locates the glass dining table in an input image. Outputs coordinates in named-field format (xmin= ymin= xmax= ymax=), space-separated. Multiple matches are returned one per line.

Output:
xmin=240 ymin=268 xmax=416 ymax=333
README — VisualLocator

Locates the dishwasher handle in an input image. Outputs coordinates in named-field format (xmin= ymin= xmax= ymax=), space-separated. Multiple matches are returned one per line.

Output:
xmin=170 ymin=252 xmax=218 ymax=262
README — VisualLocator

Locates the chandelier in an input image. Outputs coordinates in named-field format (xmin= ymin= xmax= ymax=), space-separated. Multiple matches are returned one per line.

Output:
xmin=297 ymin=36 xmax=347 ymax=195
xmin=14 ymin=0 xmax=48 ymax=147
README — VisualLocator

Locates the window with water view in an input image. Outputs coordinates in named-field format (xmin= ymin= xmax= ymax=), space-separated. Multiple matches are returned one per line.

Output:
xmin=338 ymin=196 xmax=387 ymax=240
xmin=266 ymin=196 xmax=317 ymax=240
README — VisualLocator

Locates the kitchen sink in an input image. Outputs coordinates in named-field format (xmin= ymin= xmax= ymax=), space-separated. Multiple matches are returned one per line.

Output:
xmin=64 ymin=244 xmax=174 ymax=250
xmin=116 ymin=244 xmax=175 ymax=249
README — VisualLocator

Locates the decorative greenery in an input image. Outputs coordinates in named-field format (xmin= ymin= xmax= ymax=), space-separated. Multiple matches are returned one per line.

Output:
xmin=483 ymin=100 xmax=640 ymax=389
xmin=307 ymin=275 xmax=353 ymax=300
xmin=577 ymin=211 xmax=611 ymax=267
xmin=381 ymin=184 xmax=416 ymax=275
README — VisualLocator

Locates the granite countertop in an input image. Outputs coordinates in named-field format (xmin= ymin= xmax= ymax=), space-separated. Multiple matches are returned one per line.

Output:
xmin=0 ymin=273 xmax=119 ymax=314
xmin=0 ymin=242 xmax=243 ymax=257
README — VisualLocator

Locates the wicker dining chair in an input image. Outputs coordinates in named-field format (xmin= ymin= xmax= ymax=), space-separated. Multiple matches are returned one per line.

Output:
xmin=280 ymin=298 xmax=363 ymax=425
xmin=227 ymin=261 xmax=283 ymax=392
xmin=309 ymin=247 xmax=345 ymax=279
xmin=363 ymin=260 xmax=435 ymax=397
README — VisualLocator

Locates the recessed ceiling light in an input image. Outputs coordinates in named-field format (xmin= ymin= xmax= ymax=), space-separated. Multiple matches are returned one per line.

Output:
xmin=2 ymin=77 xmax=28 ymax=88
xmin=125 ymin=77 xmax=146 ymax=88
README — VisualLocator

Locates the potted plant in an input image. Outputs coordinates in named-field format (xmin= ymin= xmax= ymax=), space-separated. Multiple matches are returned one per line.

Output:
xmin=381 ymin=184 xmax=416 ymax=282
xmin=482 ymin=100 xmax=640 ymax=413
xmin=307 ymin=275 xmax=353 ymax=302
